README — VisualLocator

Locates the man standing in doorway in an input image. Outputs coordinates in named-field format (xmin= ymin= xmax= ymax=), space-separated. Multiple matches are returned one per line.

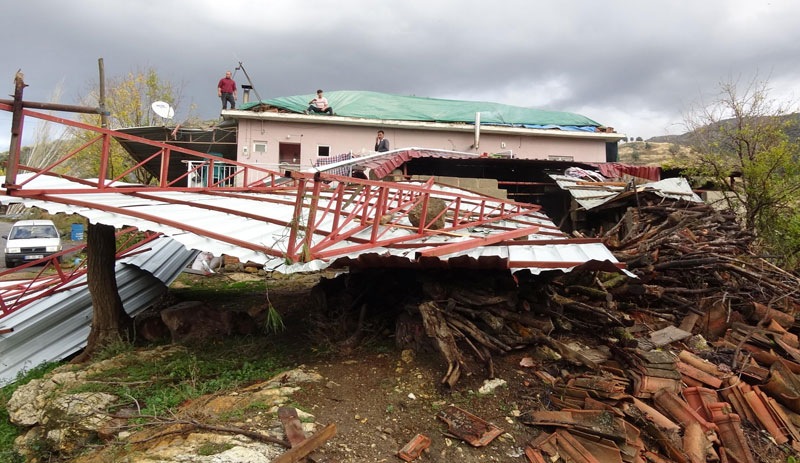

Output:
xmin=375 ymin=130 xmax=390 ymax=152
xmin=218 ymin=71 xmax=237 ymax=110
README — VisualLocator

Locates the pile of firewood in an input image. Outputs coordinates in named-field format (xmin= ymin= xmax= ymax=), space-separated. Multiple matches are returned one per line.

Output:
xmin=599 ymin=199 xmax=800 ymax=320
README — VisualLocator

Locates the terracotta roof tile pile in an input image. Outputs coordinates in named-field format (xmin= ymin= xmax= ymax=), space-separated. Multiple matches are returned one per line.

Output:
xmin=320 ymin=195 xmax=800 ymax=461
xmin=521 ymin=197 xmax=800 ymax=462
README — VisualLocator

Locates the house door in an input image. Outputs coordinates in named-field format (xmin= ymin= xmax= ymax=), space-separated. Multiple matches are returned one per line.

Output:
xmin=279 ymin=143 xmax=301 ymax=170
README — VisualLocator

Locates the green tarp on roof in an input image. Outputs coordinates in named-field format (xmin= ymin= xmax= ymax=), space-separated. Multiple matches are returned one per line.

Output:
xmin=240 ymin=90 xmax=601 ymax=130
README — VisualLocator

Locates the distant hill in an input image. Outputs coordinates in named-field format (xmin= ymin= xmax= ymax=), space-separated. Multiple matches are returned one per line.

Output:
xmin=617 ymin=141 xmax=693 ymax=166
xmin=647 ymin=113 xmax=800 ymax=145
xmin=620 ymin=113 xmax=800 ymax=167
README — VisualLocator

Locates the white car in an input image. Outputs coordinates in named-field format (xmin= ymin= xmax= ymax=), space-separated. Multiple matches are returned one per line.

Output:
xmin=3 ymin=219 xmax=63 ymax=268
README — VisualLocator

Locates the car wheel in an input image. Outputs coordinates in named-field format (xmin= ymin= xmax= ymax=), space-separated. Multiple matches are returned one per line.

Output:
xmin=5 ymin=260 xmax=14 ymax=269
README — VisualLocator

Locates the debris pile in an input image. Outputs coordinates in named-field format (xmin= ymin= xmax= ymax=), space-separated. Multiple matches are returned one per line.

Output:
xmin=313 ymin=195 xmax=800 ymax=462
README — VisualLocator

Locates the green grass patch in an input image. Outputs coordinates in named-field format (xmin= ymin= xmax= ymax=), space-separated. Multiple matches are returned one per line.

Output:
xmin=197 ymin=441 xmax=234 ymax=456
xmin=73 ymin=338 xmax=288 ymax=418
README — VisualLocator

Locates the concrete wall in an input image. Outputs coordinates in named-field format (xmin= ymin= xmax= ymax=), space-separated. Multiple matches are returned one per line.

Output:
xmin=236 ymin=118 xmax=610 ymax=174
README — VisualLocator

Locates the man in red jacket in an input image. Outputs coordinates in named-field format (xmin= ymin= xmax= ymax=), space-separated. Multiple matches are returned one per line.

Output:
xmin=217 ymin=71 xmax=237 ymax=110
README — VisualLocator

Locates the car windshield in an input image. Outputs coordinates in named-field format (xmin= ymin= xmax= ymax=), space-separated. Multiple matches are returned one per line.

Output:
xmin=10 ymin=225 xmax=58 ymax=239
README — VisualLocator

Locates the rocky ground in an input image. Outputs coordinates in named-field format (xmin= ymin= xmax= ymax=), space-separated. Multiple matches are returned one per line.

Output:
xmin=5 ymin=270 xmax=558 ymax=463
xmin=200 ymin=270 xmax=554 ymax=462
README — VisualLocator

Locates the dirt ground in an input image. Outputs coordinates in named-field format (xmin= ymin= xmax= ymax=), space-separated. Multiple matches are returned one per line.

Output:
xmin=162 ymin=267 xmax=794 ymax=463
xmin=251 ymin=270 xmax=550 ymax=463
xmin=290 ymin=346 xmax=544 ymax=462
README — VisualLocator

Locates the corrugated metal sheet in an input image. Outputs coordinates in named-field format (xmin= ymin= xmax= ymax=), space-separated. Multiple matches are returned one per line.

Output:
xmin=550 ymin=174 xmax=703 ymax=210
xmin=0 ymin=237 xmax=197 ymax=384
xmin=1 ymin=173 xmax=623 ymax=276
xmin=596 ymin=163 xmax=662 ymax=182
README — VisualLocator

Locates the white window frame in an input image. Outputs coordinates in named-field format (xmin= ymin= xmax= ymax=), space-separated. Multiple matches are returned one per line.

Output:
xmin=253 ymin=141 xmax=268 ymax=153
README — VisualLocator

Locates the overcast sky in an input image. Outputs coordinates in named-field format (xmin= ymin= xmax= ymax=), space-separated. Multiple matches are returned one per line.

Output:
xmin=3 ymin=0 xmax=800 ymax=150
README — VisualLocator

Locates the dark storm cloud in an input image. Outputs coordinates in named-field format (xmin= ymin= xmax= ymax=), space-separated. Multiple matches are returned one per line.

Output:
xmin=4 ymin=0 xmax=800 ymax=148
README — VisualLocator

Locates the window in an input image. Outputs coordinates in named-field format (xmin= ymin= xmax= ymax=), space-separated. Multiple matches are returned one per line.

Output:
xmin=253 ymin=141 xmax=267 ymax=153
xmin=548 ymin=155 xmax=574 ymax=161
xmin=317 ymin=145 xmax=331 ymax=157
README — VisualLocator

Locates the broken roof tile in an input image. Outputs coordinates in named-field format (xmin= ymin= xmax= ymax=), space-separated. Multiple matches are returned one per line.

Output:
xmin=742 ymin=387 xmax=789 ymax=445
xmin=653 ymin=389 xmax=717 ymax=434
xmin=628 ymin=398 xmax=680 ymax=432
xmin=436 ymin=405 xmax=503 ymax=447
xmin=712 ymin=412 xmax=755 ymax=463
xmin=761 ymin=359 xmax=800 ymax=414
xmin=677 ymin=362 xmax=723 ymax=389
xmin=397 ymin=433 xmax=431 ymax=462
xmin=678 ymin=350 xmax=728 ymax=379
xmin=520 ymin=409 xmax=628 ymax=442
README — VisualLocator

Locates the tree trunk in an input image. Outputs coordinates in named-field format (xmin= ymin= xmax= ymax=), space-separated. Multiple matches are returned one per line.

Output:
xmin=72 ymin=223 xmax=132 ymax=363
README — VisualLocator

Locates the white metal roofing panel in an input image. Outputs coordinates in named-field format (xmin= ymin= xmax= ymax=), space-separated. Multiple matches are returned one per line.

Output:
xmin=550 ymin=174 xmax=703 ymax=210
xmin=640 ymin=177 xmax=703 ymax=202
xmin=0 ymin=174 xmax=623 ymax=275
xmin=550 ymin=174 xmax=623 ymax=210
xmin=0 ymin=236 xmax=197 ymax=384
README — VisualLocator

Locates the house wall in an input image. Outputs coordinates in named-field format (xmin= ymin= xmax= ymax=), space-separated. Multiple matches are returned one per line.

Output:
xmin=236 ymin=119 xmax=608 ymax=174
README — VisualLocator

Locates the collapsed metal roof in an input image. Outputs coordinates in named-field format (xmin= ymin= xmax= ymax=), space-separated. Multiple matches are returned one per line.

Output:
xmin=0 ymin=237 xmax=197 ymax=384
xmin=0 ymin=76 xmax=630 ymax=383
xmin=0 ymin=172 xmax=625 ymax=276
xmin=550 ymin=173 xmax=703 ymax=210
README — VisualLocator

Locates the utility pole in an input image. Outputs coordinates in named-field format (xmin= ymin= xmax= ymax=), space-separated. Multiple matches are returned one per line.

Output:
xmin=98 ymin=58 xmax=107 ymax=128
xmin=4 ymin=70 xmax=27 ymax=189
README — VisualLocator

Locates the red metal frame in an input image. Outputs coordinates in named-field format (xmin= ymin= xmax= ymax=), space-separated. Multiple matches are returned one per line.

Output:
xmin=1 ymin=103 xmax=565 ymax=263
xmin=0 ymin=89 xmax=624 ymax=318
xmin=0 ymin=230 xmax=163 ymax=320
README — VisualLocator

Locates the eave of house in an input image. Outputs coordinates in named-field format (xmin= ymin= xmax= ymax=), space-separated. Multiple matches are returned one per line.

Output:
xmin=222 ymin=110 xmax=627 ymax=142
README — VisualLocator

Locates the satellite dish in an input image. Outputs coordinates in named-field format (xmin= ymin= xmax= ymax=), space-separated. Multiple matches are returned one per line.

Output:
xmin=151 ymin=101 xmax=175 ymax=119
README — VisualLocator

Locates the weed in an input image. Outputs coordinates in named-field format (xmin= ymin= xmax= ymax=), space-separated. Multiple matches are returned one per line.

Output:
xmin=244 ymin=400 xmax=271 ymax=412
xmin=265 ymin=304 xmax=285 ymax=333
xmin=197 ymin=441 xmax=234 ymax=456
xmin=95 ymin=337 xmax=135 ymax=361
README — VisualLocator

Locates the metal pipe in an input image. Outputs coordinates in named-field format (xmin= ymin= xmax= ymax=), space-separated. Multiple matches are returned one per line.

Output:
xmin=473 ymin=112 xmax=481 ymax=149
xmin=0 ymin=99 xmax=103 ymax=114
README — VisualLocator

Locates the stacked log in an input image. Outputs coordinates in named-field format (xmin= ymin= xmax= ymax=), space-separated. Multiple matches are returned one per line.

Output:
xmin=600 ymin=199 xmax=799 ymax=320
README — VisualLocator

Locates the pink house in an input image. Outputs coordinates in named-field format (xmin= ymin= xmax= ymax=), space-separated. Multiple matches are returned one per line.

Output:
xmin=224 ymin=91 xmax=625 ymax=174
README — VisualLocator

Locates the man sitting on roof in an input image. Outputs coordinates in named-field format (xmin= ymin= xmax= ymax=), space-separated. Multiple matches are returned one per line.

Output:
xmin=305 ymin=89 xmax=334 ymax=115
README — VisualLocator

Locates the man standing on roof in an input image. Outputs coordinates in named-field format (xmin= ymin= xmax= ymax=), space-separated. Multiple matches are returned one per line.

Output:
xmin=218 ymin=71 xmax=237 ymax=110
xmin=375 ymin=130 xmax=390 ymax=152
xmin=305 ymin=89 xmax=334 ymax=115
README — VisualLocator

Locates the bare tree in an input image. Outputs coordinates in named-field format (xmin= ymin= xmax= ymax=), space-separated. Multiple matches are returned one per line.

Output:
xmin=68 ymin=66 xmax=192 ymax=184
xmin=684 ymin=74 xmax=800 ymax=267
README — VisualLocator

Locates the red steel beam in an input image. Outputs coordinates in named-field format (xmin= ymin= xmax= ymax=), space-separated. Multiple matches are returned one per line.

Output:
xmin=3 ymin=105 xmax=287 ymax=191
xmin=31 ymin=194 xmax=287 ymax=258
xmin=418 ymin=226 xmax=540 ymax=257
